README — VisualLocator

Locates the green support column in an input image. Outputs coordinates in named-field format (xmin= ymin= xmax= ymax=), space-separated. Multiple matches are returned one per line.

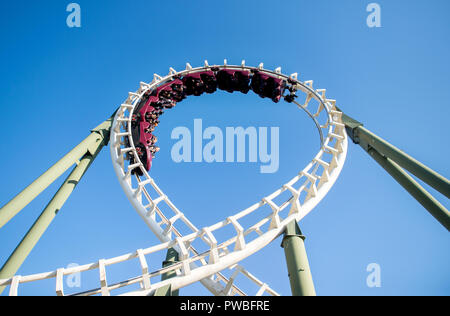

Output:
xmin=367 ymin=148 xmax=450 ymax=231
xmin=338 ymin=108 xmax=450 ymax=231
xmin=281 ymin=221 xmax=316 ymax=296
xmin=0 ymin=151 xmax=105 ymax=294
xmin=356 ymin=126 xmax=450 ymax=199
xmin=0 ymin=113 xmax=114 ymax=294
xmin=154 ymin=248 xmax=179 ymax=296
xmin=0 ymin=114 xmax=115 ymax=229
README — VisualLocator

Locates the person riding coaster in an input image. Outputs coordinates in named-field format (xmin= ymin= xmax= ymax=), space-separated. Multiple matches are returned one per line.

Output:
xmin=215 ymin=69 xmax=251 ymax=94
xmin=128 ymin=67 xmax=291 ymax=174
xmin=250 ymin=70 xmax=286 ymax=103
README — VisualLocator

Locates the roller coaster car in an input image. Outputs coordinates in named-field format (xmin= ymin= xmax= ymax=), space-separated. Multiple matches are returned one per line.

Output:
xmin=182 ymin=71 xmax=216 ymax=96
xmin=130 ymin=115 xmax=152 ymax=147
xmin=128 ymin=67 xmax=286 ymax=175
xmin=139 ymin=103 xmax=156 ymax=122
xmin=139 ymin=122 xmax=154 ymax=146
xmin=199 ymin=71 xmax=218 ymax=94
xmin=131 ymin=97 xmax=155 ymax=128
xmin=129 ymin=121 xmax=153 ymax=175
xmin=216 ymin=69 xmax=251 ymax=94
xmin=250 ymin=71 xmax=286 ymax=103
xmin=182 ymin=73 xmax=204 ymax=96
xmin=128 ymin=115 xmax=153 ymax=175
xmin=128 ymin=97 xmax=158 ymax=173
xmin=156 ymin=79 xmax=186 ymax=103
xmin=132 ymin=144 xmax=152 ymax=176
xmin=132 ymin=94 xmax=151 ymax=118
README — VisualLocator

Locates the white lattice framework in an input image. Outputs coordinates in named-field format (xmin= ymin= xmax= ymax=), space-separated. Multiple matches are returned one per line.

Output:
xmin=0 ymin=61 xmax=348 ymax=296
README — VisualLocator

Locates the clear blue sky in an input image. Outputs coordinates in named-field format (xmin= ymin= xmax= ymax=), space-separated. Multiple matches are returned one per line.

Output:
xmin=0 ymin=0 xmax=449 ymax=296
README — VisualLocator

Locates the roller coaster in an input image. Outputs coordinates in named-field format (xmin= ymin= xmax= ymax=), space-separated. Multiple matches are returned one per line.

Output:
xmin=0 ymin=61 xmax=448 ymax=296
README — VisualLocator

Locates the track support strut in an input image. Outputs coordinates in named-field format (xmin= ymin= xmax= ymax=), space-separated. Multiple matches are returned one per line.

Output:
xmin=0 ymin=112 xmax=115 ymax=294
xmin=281 ymin=220 xmax=316 ymax=296
xmin=338 ymin=108 xmax=450 ymax=231
xmin=154 ymin=248 xmax=179 ymax=296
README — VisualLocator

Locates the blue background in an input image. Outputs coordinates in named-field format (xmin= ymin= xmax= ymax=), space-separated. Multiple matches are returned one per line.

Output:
xmin=0 ymin=0 xmax=449 ymax=296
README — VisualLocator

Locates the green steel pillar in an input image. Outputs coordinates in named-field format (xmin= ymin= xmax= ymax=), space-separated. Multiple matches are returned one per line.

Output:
xmin=356 ymin=126 xmax=450 ymax=199
xmin=338 ymin=108 xmax=450 ymax=231
xmin=281 ymin=220 xmax=316 ymax=296
xmin=0 ymin=114 xmax=115 ymax=229
xmin=367 ymin=148 xmax=450 ymax=231
xmin=154 ymin=248 xmax=179 ymax=296
xmin=0 ymin=113 xmax=114 ymax=294
xmin=0 ymin=150 xmax=105 ymax=294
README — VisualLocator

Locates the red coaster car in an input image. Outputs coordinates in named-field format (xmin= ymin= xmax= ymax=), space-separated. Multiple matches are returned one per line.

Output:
xmin=216 ymin=69 xmax=251 ymax=94
xmin=182 ymin=71 xmax=217 ymax=96
xmin=251 ymin=71 xmax=286 ymax=103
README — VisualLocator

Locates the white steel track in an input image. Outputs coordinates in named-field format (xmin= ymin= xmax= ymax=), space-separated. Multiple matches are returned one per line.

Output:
xmin=0 ymin=60 xmax=347 ymax=296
